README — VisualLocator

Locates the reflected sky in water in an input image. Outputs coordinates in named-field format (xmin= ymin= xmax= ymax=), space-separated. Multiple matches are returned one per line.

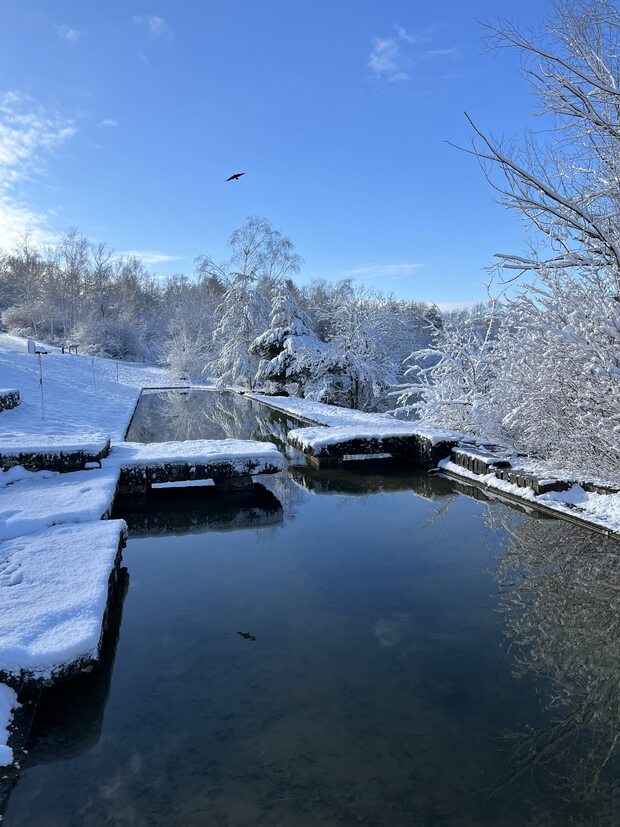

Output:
xmin=5 ymin=391 xmax=620 ymax=826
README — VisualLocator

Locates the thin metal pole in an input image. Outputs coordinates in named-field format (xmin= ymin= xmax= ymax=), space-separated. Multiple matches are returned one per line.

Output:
xmin=91 ymin=358 xmax=97 ymax=390
xmin=116 ymin=362 xmax=119 ymax=383
xmin=38 ymin=353 xmax=45 ymax=420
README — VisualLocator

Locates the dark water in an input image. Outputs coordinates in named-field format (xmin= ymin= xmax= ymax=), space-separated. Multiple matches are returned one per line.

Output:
xmin=5 ymin=391 xmax=620 ymax=826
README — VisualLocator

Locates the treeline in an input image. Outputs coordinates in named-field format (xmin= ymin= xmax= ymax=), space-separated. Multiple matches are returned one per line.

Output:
xmin=0 ymin=230 xmax=160 ymax=358
xmin=0 ymin=218 xmax=437 ymax=411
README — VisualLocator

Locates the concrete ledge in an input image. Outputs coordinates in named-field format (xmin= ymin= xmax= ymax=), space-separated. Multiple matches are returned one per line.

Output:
xmin=0 ymin=434 xmax=111 ymax=472
xmin=0 ymin=520 xmax=127 ymax=691
xmin=112 ymin=438 xmax=283 ymax=494
xmin=288 ymin=425 xmax=460 ymax=468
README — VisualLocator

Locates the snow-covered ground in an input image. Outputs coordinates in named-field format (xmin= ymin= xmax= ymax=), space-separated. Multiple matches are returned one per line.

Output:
xmin=0 ymin=337 xmax=171 ymax=756
xmin=0 ymin=333 xmax=173 ymax=441
xmin=0 ymin=466 xmax=119 ymax=541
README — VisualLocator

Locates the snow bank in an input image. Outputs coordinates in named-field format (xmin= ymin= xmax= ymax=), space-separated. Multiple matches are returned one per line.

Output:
xmin=288 ymin=423 xmax=461 ymax=452
xmin=110 ymin=438 xmax=284 ymax=470
xmin=0 ymin=467 xmax=57 ymax=488
xmin=439 ymin=459 xmax=620 ymax=536
xmin=246 ymin=392 xmax=400 ymax=427
xmin=0 ymin=683 xmax=18 ymax=766
xmin=0 ymin=520 xmax=126 ymax=681
xmin=0 ymin=467 xmax=119 ymax=541
xmin=0 ymin=432 xmax=110 ymax=457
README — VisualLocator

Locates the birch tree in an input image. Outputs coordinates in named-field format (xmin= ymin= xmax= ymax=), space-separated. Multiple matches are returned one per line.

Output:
xmin=205 ymin=217 xmax=303 ymax=387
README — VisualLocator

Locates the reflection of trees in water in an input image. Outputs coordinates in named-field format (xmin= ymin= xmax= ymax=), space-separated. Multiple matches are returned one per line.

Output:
xmin=127 ymin=390 xmax=307 ymax=524
xmin=128 ymin=390 xmax=299 ymax=449
xmin=491 ymin=511 xmax=620 ymax=823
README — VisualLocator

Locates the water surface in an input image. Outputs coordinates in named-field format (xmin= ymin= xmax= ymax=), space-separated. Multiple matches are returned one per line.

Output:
xmin=5 ymin=390 xmax=620 ymax=826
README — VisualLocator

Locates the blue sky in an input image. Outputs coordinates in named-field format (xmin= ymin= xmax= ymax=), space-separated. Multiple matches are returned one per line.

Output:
xmin=0 ymin=0 xmax=550 ymax=305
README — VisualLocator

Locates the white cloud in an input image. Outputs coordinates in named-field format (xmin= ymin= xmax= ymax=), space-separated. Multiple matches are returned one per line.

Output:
xmin=55 ymin=24 xmax=83 ymax=43
xmin=0 ymin=92 xmax=76 ymax=249
xmin=0 ymin=197 xmax=57 ymax=249
xmin=97 ymin=118 xmax=118 ymax=128
xmin=368 ymin=26 xmax=457 ymax=82
xmin=132 ymin=15 xmax=170 ymax=36
xmin=116 ymin=249 xmax=181 ymax=266
xmin=347 ymin=262 xmax=423 ymax=279
xmin=369 ymin=36 xmax=410 ymax=82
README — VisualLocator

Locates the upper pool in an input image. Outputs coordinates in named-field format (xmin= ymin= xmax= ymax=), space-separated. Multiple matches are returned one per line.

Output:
xmin=5 ymin=390 xmax=620 ymax=826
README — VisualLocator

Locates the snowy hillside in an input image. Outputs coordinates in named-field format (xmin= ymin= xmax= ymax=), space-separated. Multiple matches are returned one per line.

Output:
xmin=0 ymin=334 xmax=173 ymax=441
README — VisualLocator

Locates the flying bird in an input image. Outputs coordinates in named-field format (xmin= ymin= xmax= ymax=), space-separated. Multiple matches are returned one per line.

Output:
xmin=226 ymin=172 xmax=245 ymax=182
xmin=237 ymin=631 xmax=256 ymax=641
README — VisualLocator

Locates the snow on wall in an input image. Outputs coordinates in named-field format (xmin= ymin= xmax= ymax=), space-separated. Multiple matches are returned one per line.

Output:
xmin=439 ymin=459 xmax=620 ymax=536
xmin=0 ymin=520 xmax=127 ymax=682
xmin=246 ymin=392 xmax=399 ymax=427
xmin=0 ymin=433 xmax=110 ymax=457
xmin=110 ymin=438 xmax=283 ymax=469
xmin=0 ymin=467 xmax=119 ymax=542
xmin=287 ymin=423 xmax=462 ymax=452
xmin=0 ymin=683 xmax=18 ymax=766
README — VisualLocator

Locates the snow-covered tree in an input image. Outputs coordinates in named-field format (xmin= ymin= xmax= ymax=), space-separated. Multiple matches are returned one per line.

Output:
xmin=210 ymin=275 xmax=271 ymax=387
xmin=203 ymin=217 xmax=303 ymax=387
xmin=394 ymin=303 xmax=502 ymax=430
xmin=471 ymin=0 xmax=620 ymax=284
xmin=159 ymin=280 xmax=210 ymax=379
xmin=250 ymin=285 xmax=325 ymax=395
xmin=393 ymin=1 xmax=620 ymax=478
xmin=486 ymin=266 xmax=620 ymax=477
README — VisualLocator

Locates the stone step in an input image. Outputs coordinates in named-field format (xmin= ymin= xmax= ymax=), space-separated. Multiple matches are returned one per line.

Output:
xmin=0 ymin=434 xmax=111 ymax=472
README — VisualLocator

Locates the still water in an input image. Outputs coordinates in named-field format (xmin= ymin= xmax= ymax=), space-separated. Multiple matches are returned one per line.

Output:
xmin=5 ymin=391 xmax=620 ymax=825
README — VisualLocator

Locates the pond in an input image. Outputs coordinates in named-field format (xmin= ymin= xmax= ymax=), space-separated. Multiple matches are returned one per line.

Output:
xmin=4 ymin=390 xmax=620 ymax=826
